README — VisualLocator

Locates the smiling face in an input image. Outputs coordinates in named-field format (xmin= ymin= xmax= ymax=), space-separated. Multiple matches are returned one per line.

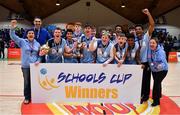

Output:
xmin=150 ymin=39 xmax=158 ymax=51
xmin=135 ymin=26 xmax=143 ymax=37
xmin=27 ymin=31 xmax=35 ymax=41
xmin=34 ymin=18 xmax=42 ymax=29
xmin=66 ymin=31 xmax=73 ymax=40
xmin=115 ymin=26 xmax=122 ymax=33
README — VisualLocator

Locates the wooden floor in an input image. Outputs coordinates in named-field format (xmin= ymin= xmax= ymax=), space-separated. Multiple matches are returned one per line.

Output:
xmin=0 ymin=60 xmax=180 ymax=114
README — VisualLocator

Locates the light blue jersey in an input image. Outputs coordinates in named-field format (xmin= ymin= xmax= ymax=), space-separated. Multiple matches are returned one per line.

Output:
xmin=110 ymin=39 xmax=117 ymax=45
xmin=124 ymin=43 xmax=139 ymax=64
xmin=80 ymin=36 xmax=95 ymax=63
xmin=96 ymin=41 xmax=114 ymax=63
xmin=137 ymin=32 xmax=151 ymax=63
xmin=47 ymin=38 xmax=66 ymax=63
xmin=73 ymin=32 xmax=84 ymax=43
xmin=64 ymin=39 xmax=78 ymax=63
xmin=114 ymin=43 xmax=127 ymax=64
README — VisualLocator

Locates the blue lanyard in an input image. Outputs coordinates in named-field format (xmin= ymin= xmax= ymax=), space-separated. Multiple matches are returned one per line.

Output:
xmin=84 ymin=36 xmax=93 ymax=48
xmin=53 ymin=40 xmax=62 ymax=52
xmin=34 ymin=27 xmax=40 ymax=40
xmin=127 ymin=45 xmax=135 ymax=59
xmin=137 ymin=34 xmax=144 ymax=49
xmin=100 ymin=41 xmax=109 ymax=54
xmin=74 ymin=32 xmax=82 ymax=38
xmin=27 ymin=40 xmax=34 ymax=55
xmin=117 ymin=44 xmax=125 ymax=59
xmin=66 ymin=40 xmax=74 ymax=53
xmin=151 ymin=50 xmax=155 ymax=62
xmin=66 ymin=40 xmax=74 ymax=48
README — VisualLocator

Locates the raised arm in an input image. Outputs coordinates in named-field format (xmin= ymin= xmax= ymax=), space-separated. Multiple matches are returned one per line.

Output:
xmin=89 ymin=37 xmax=97 ymax=52
xmin=142 ymin=8 xmax=155 ymax=36
xmin=9 ymin=20 xmax=23 ymax=47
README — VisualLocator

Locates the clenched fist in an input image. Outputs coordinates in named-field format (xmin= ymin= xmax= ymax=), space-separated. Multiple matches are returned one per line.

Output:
xmin=142 ymin=8 xmax=150 ymax=15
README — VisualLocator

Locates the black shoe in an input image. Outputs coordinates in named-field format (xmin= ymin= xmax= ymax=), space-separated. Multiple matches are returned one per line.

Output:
xmin=140 ymin=99 xmax=143 ymax=104
xmin=141 ymin=97 xmax=149 ymax=104
xmin=23 ymin=99 xmax=30 ymax=104
xmin=151 ymin=99 xmax=160 ymax=107
xmin=151 ymin=102 xmax=160 ymax=107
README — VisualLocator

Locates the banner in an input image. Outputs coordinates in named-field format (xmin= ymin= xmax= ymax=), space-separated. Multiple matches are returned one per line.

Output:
xmin=30 ymin=64 xmax=143 ymax=104
xmin=7 ymin=48 xmax=21 ymax=59
xmin=168 ymin=52 xmax=178 ymax=62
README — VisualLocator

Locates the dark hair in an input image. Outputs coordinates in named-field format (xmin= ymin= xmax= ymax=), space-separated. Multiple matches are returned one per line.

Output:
xmin=135 ymin=24 xmax=144 ymax=30
xmin=65 ymin=29 xmax=73 ymax=35
xmin=34 ymin=16 xmax=42 ymax=20
xmin=126 ymin=33 xmax=135 ymax=39
xmin=91 ymin=26 xmax=96 ymax=30
xmin=74 ymin=22 xmax=82 ymax=26
xmin=66 ymin=22 xmax=74 ymax=26
xmin=26 ymin=29 xmax=34 ymax=33
xmin=129 ymin=26 xmax=135 ymax=30
xmin=84 ymin=24 xmax=92 ymax=29
xmin=25 ymin=29 xmax=34 ymax=36
xmin=55 ymin=27 xmax=62 ymax=31
xmin=53 ymin=27 xmax=62 ymax=33
xmin=115 ymin=25 xmax=122 ymax=29
xmin=117 ymin=33 xmax=126 ymax=37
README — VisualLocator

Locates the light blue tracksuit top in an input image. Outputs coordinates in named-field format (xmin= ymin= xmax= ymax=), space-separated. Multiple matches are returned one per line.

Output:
xmin=138 ymin=32 xmax=151 ymax=63
xmin=148 ymin=45 xmax=168 ymax=72
xmin=10 ymin=29 xmax=40 ymax=68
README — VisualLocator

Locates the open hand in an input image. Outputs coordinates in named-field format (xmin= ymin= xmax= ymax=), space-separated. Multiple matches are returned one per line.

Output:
xmin=39 ymin=49 xmax=47 ymax=56
xmin=103 ymin=63 xmax=108 ymax=67
xmin=73 ymin=41 xmax=78 ymax=49
xmin=157 ymin=64 xmax=162 ymax=70
xmin=34 ymin=61 xmax=40 ymax=66
xmin=141 ymin=64 xmax=145 ymax=69
xmin=10 ymin=20 xmax=17 ymax=29
xmin=117 ymin=62 xmax=122 ymax=67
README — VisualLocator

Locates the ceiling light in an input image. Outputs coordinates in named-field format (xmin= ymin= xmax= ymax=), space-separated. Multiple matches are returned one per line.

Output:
xmin=56 ymin=0 xmax=60 ymax=6
xmin=121 ymin=3 xmax=126 ymax=8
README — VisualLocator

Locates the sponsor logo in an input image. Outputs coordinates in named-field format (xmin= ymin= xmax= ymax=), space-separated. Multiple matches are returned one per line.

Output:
xmin=38 ymin=68 xmax=60 ymax=90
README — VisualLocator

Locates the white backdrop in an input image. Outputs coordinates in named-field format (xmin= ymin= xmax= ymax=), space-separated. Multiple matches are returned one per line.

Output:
xmin=30 ymin=63 xmax=143 ymax=104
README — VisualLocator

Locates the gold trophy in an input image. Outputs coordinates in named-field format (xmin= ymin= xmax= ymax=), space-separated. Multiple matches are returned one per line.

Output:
xmin=40 ymin=44 xmax=50 ymax=56
xmin=76 ymin=42 xmax=83 ymax=57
